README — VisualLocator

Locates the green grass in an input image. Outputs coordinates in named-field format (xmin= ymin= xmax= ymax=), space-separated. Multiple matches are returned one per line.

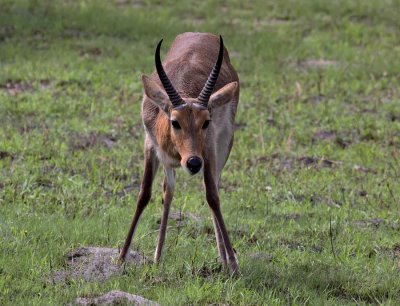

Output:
xmin=1 ymin=0 xmax=399 ymax=304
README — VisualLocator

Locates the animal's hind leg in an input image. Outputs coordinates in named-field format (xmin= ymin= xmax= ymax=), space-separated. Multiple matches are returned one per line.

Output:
xmin=119 ymin=143 xmax=158 ymax=262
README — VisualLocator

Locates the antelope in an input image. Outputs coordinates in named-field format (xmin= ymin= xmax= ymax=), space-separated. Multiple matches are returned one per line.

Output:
xmin=119 ymin=32 xmax=240 ymax=273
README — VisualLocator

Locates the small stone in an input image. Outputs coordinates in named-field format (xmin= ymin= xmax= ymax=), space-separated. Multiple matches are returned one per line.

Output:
xmin=74 ymin=290 xmax=159 ymax=305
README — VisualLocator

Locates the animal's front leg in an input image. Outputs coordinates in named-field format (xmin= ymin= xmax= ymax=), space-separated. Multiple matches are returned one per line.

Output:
xmin=212 ymin=213 xmax=228 ymax=264
xmin=119 ymin=144 xmax=158 ymax=262
xmin=154 ymin=167 xmax=175 ymax=262
xmin=204 ymin=159 xmax=239 ymax=274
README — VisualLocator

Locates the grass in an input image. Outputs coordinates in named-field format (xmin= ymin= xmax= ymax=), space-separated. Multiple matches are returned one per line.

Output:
xmin=0 ymin=0 xmax=399 ymax=304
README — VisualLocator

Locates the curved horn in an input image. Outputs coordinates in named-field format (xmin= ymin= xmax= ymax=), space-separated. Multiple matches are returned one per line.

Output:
xmin=197 ymin=35 xmax=224 ymax=106
xmin=155 ymin=39 xmax=184 ymax=107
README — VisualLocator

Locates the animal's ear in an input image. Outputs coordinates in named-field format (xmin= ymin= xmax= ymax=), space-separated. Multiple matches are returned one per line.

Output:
xmin=208 ymin=82 xmax=238 ymax=109
xmin=141 ymin=75 xmax=170 ymax=112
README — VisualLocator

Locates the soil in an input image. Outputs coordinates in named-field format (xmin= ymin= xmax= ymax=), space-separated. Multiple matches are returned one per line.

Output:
xmin=51 ymin=247 xmax=150 ymax=283
xmin=70 ymin=133 xmax=117 ymax=150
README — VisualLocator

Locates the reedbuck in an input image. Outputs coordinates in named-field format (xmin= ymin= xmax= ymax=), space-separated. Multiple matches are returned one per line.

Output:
xmin=119 ymin=32 xmax=239 ymax=273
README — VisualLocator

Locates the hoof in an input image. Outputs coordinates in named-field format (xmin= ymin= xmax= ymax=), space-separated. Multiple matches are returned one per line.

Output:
xmin=227 ymin=257 xmax=240 ymax=275
xmin=229 ymin=262 xmax=240 ymax=275
xmin=117 ymin=252 xmax=126 ymax=264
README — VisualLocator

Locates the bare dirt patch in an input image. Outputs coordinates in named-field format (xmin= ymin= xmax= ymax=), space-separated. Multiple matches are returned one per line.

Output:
xmin=39 ymin=79 xmax=52 ymax=90
xmin=0 ymin=80 xmax=33 ymax=96
xmin=0 ymin=79 xmax=54 ymax=96
xmin=312 ymin=129 xmax=361 ymax=148
xmin=252 ymin=154 xmax=341 ymax=172
xmin=70 ymin=133 xmax=118 ymax=150
xmin=354 ymin=218 xmax=385 ymax=228
xmin=312 ymin=130 xmax=337 ymax=141
xmin=298 ymin=156 xmax=338 ymax=167
xmin=74 ymin=290 xmax=159 ymax=305
xmin=51 ymin=247 xmax=150 ymax=283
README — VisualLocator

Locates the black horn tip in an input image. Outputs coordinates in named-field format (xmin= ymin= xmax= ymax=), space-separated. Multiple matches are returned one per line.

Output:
xmin=155 ymin=39 xmax=163 ymax=59
xmin=197 ymin=34 xmax=225 ymax=105
xmin=218 ymin=35 xmax=224 ymax=59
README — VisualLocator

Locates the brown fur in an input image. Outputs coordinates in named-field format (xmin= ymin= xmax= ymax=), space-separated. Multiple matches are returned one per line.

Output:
xmin=154 ymin=113 xmax=180 ymax=161
xmin=120 ymin=32 xmax=240 ymax=274
xmin=170 ymin=104 xmax=209 ymax=167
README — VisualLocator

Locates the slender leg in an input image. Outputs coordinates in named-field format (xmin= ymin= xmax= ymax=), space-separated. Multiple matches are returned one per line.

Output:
xmin=204 ymin=158 xmax=239 ymax=274
xmin=208 ymin=169 xmax=227 ymax=263
xmin=202 ymin=178 xmax=227 ymax=264
xmin=212 ymin=215 xmax=227 ymax=264
xmin=119 ymin=144 xmax=159 ymax=262
xmin=154 ymin=167 xmax=175 ymax=262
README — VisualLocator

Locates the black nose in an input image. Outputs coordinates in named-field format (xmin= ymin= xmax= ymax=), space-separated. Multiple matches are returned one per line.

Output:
xmin=187 ymin=156 xmax=202 ymax=174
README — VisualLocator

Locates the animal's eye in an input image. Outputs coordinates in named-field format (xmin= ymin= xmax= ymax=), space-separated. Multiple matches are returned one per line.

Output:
xmin=202 ymin=120 xmax=211 ymax=129
xmin=171 ymin=120 xmax=181 ymax=130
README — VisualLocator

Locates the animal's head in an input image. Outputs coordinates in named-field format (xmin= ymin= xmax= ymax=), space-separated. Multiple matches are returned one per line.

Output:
xmin=142 ymin=36 xmax=238 ymax=175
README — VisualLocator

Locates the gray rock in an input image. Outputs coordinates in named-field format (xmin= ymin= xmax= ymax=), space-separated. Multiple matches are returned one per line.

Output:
xmin=74 ymin=290 xmax=159 ymax=305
